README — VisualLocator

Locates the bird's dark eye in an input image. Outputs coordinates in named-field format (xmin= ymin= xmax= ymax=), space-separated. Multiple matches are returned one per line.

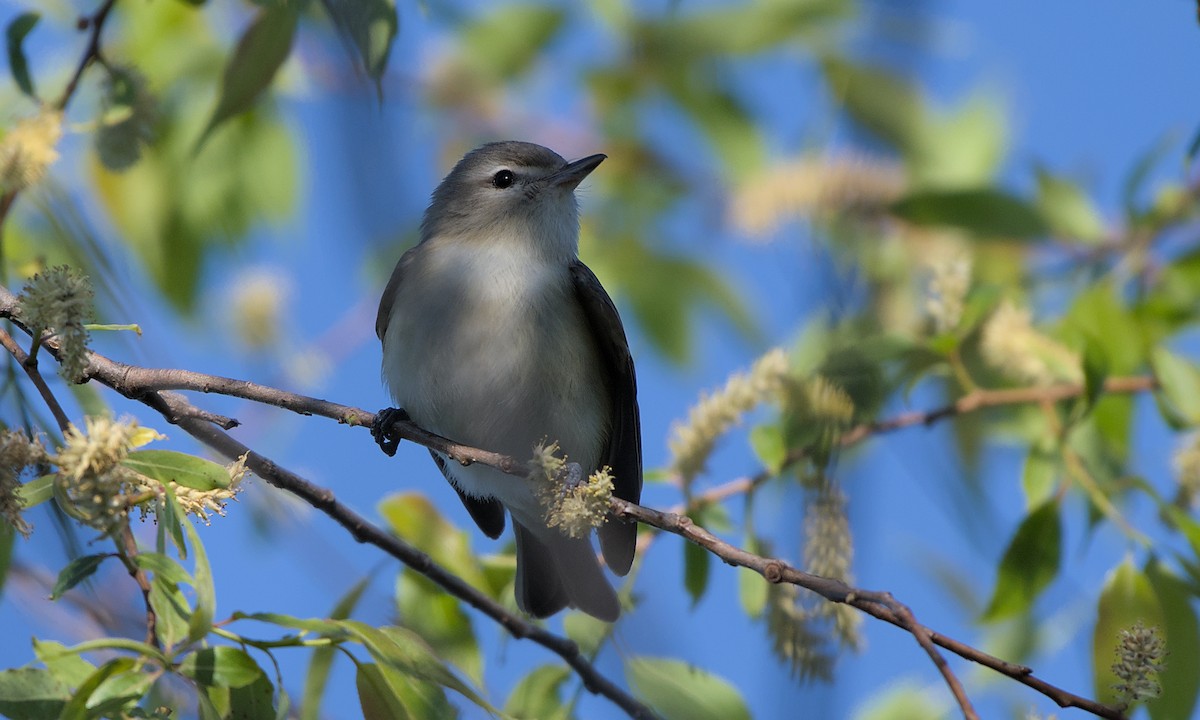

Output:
xmin=491 ymin=169 xmax=516 ymax=189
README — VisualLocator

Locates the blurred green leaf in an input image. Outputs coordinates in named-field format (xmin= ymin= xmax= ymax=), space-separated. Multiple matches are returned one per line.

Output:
xmin=891 ymin=188 xmax=1048 ymax=239
xmin=1145 ymin=559 xmax=1200 ymax=720
xmin=591 ymin=237 xmax=757 ymax=364
xmin=356 ymin=663 xmax=414 ymax=720
xmin=1036 ymin=169 xmax=1106 ymax=243
xmin=1152 ymin=347 xmax=1200 ymax=428
xmin=639 ymin=0 xmax=849 ymax=58
xmin=324 ymin=0 xmax=398 ymax=95
xmin=982 ymin=500 xmax=1061 ymax=621
xmin=461 ymin=4 xmax=563 ymax=80
xmin=302 ymin=576 xmax=371 ymax=720
xmin=340 ymin=620 xmax=494 ymax=714
xmin=86 ymin=663 xmax=155 ymax=717
xmin=1093 ymin=558 xmax=1163 ymax=707
xmin=49 ymin=553 xmax=110 ymax=600
xmin=564 ymin=611 xmax=609 ymax=656
xmin=749 ymin=423 xmax=786 ymax=475
xmin=146 ymin=566 xmax=192 ymax=650
xmin=912 ymin=94 xmax=1006 ymax=189
xmin=378 ymin=492 xmax=489 ymax=590
xmin=0 ymin=523 xmax=9 ymax=601
xmin=15 ymin=474 xmax=53 ymax=508
xmin=397 ymin=571 xmax=482 ymax=684
xmin=1067 ymin=335 xmax=1109 ymax=425
xmin=823 ymin=58 xmax=926 ymax=152
xmin=1020 ymin=440 xmax=1059 ymax=510
xmin=123 ymin=449 xmax=231 ymax=490
xmin=1123 ymin=132 xmax=1178 ymax=220
xmin=737 ymin=535 xmax=768 ymax=619
xmin=5 ymin=12 xmax=39 ymax=99
xmin=57 ymin=657 xmax=134 ymax=720
xmin=179 ymin=647 xmax=264 ymax=689
xmin=0 ymin=668 xmax=68 ymax=720
xmin=179 ymin=500 xmax=215 ymax=643
xmin=849 ymin=681 xmax=949 ymax=720
xmin=626 ymin=657 xmax=751 ymax=720
xmin=505 ymin=664 xmax=571 ymax=720
xmin=683 ymin=525 xmax=710 ymax=607
xmin=197 ymin=4 xmax=298 ymax=149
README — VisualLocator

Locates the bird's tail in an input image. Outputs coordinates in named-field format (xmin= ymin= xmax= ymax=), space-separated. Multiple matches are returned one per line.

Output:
xmin=513 ymin=522 xmax=620 ymax=622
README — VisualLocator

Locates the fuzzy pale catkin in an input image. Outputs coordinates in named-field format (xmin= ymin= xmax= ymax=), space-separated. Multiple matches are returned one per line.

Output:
xmin=980 ymin=300 xmax=1082 ymax=386
xmin=669 ymin=348 xmax=790 ymax=484
xmin=730 ymin=154 xmax=905 ymax=238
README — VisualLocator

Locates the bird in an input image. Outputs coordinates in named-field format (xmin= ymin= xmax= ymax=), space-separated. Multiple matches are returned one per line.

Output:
xmin=372 ymin=141 xmax=642 ymax=622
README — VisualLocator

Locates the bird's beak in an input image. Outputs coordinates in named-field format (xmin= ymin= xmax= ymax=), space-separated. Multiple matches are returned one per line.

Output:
xmin=548 ymin=153 xmax=606 ymax=190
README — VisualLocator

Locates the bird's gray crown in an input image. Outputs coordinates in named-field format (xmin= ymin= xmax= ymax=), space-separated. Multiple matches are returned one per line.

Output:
xmin=420 ymin=141 xmax=576 ymax=245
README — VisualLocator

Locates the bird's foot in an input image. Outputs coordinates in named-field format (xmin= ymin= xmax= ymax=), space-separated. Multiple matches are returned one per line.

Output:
xmin=372 ymin=407 xmax=410 ymax=457
xmin=559 ymin=462 xmax=584 ymax=489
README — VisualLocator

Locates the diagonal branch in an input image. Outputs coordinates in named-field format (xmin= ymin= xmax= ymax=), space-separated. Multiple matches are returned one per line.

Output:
xmin=0 ymin=284 xmax=1138 ymax=720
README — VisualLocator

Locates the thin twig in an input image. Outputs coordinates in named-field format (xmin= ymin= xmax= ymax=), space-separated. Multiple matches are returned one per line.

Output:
xmin=0 ymin=326 xmax=71 ymax=431
xmin=0 ymin=285 xmax=1138 ymax=720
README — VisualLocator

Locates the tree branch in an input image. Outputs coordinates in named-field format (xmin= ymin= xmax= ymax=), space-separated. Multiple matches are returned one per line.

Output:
xmin=0 ymin=284 xmax=1141 ymax=720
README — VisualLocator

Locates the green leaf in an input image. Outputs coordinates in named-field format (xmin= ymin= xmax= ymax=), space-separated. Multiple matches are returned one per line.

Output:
xmin=911 ymin=93 xmax=1006 ymax=189
xmin=1036 ymin=168 xmax=1106 ymax=243
xmin=58 ymin=658 xmax=134 ymax=720
xmin=461 ymin=4 xmax=564 ymax=80
xmin=147 ymin=570 xmax=192 ymax=650
xmin=563 ymin=611 xmax=608 ymax=656
xmin=178 ymin=503 xmax=215 ymax=643
xmin=5 ymin=13 xmax=39 ymax=99
xmin=625 ymin=657 xmax=751 ymax=720
xmin=133 ymin=552 xmax=194 ymax=587
xmin=197 ymin=4 xmax=299 ymax=149
xmin=160 ymin=487 xmax=188 ymax=559
xmin=302 ymin=576 xmax=371 ymax=720
xmin=339 ymin=620 xmax=496 ymax=714
xmin=1093 ymin=558 xmax=1163 ymax=707
xmin=0 ymin=668 xmax=68 ymax=720
xmin=15 ymin=474 xmax=54 ymax=507
xmin=83 ymin=663 xmax=155 ymax=717
xmin=749 ymin=423 xmax=786 ymax=475
xmin=378 ymin=492 xmax=488 ymax=589
xmin=738 ymin=535 xmax=768 ymax=619
xmin=891 ymin=188 xmax=1048 ymax=239
xmin=396 ymin=570 xmax=482 ymax=684
xmin=0 ymin=521 xmax=12 ymax=601
xmin=1067 ymin=335 xmax=1109 ymax=426
xmin=504 ymin=664 xmax=571 ymax=720
xmin=683 ymin=530 xmax=710 ymax=608
xmin=1145 ymin=560 xmax=1200 ymax=720
xmin=123 ymin=449 xmax=232 ymax=490
xmin=324 ymin=0 xmax=398 ymax=96
xmin=822 ymin=58 xmax=926 ymax=152
xmin=982 ymin=500 xmax=1061 ymax=621
xmin=31 ymin=640 xmax=95 ymax=691
xmin=228 ymin=668 xmax=276 ymax=720
xmin=179 ymin=647 xmax=266 ymax=689
xmin=1152 ymin=347 xmax=1200 ymax=428
xmin=356 ymin=662 xmax=413 ymax=720
xmin=1020 ymin=440 xmax=1059 ymax=510
xmin=49 ymin=553 xmax=111 ymax=600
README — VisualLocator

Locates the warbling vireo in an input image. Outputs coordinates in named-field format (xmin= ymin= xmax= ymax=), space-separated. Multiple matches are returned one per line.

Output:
xmin=372 ymin=141 xmax=642 ymax=622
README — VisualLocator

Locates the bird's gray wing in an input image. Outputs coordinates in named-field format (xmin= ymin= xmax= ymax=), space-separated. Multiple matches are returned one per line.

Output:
xmin=375 ymin=244 xmax=421 ymax=342
xmin=569 ymin=260 xmax=642 ymax=576
xmin=378 ymin=246 xmax=507 ymax=539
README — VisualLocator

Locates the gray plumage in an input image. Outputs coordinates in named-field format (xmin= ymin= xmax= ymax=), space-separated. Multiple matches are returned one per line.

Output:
xmin=376 ymin=141 xmax=642 ymax=621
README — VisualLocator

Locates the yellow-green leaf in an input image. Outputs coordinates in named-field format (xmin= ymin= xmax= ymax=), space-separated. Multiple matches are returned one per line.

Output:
xmin=626 ymin=657 xmax=751 ymax=720
xmin=1093 ymin=558 xmax=1163 ymax=707
xmin=982 ymin=500 xmax=1061 ymax=621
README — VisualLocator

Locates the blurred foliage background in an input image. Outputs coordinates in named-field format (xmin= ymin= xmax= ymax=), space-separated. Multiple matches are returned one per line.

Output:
xmin=2 ymin=0 xmax=1200 ymax=718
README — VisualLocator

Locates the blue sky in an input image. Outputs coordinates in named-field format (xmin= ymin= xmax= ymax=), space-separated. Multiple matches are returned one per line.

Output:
xmin=3 ymin=1 xmax=1200 ymax=718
